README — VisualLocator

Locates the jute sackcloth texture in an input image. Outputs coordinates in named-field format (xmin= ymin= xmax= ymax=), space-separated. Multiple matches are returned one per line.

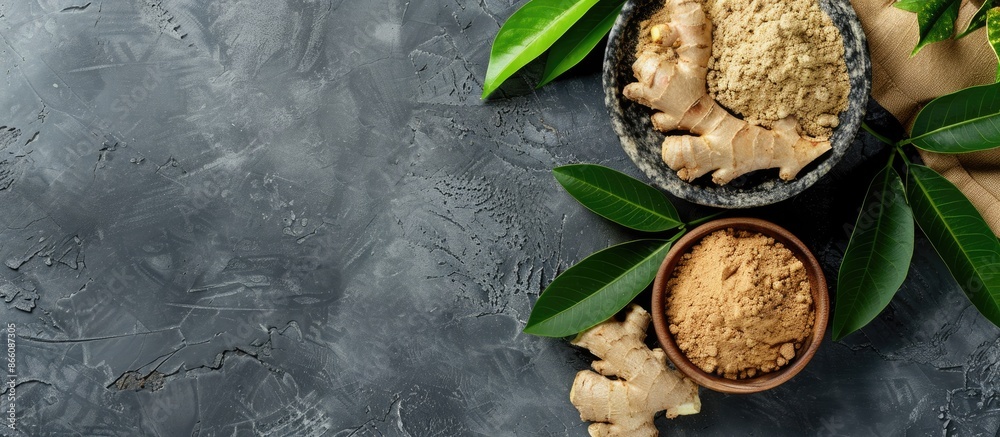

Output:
xmin=848 ymin=0 xmax=1000 ymax=235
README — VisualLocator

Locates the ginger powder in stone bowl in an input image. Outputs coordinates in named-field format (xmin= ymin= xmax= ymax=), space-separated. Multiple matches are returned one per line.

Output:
xmin=651 ymin=218 xmax=829 ymax=394
xmin=603 ymin=0 xmax=871 ymax=208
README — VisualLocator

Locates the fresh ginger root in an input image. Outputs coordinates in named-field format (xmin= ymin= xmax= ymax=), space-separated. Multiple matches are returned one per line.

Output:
xmin=623 ymin=0 xmax=831 ymax=185
xmin=570 ymin=304 xmax=700 ymax=437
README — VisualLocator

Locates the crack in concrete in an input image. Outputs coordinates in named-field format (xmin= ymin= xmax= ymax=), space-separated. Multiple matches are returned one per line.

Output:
xmin=60 ymin=3 xmax=92 ymax=13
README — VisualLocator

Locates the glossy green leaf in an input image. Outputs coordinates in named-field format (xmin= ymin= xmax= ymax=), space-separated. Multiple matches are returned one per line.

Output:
xmin=906 ymin=164 xmax=1000 ymax=328
xmin=537 ymin=0 xmax=624 ymax=88
xmin=833 ymin=166 xmax=914 ymax=341
xmin=482 ymin=0 xmax=600 ymax=98
xmin=895 ymin=0 xmax=958 ymax=55
xmin=524 ymin=239 xmax=674 ymax=337
xmin=553 ymin=164 xmax=682 ymax=232
xmin=957 ymin=0 xmax=993 ymax=38
xmin=908 ymin=82 xmax=1000 ymax=153
xmin=988 ymin=7 xmax=1000 ymax=81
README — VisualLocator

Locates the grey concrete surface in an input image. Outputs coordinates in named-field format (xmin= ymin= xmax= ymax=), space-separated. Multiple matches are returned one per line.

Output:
xmin=0 ymin=0 xmax=997 ymax=435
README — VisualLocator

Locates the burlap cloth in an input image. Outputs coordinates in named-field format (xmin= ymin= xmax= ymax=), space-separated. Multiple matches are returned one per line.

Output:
xmin=850 ymin=0 xmax=1000 ymax=235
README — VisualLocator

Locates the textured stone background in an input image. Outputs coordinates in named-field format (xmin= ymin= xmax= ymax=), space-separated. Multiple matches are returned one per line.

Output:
xmin=0 ymin=0 xmax=998 ymax=435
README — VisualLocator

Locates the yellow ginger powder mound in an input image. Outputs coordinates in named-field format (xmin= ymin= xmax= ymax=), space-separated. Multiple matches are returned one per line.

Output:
xmin=704 ymin=0 xmax=849 ymax=139
xmin=665 ymin=229 xmax=815 ymax=380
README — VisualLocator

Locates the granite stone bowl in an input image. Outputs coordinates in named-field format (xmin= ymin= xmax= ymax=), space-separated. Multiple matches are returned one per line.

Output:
xmin=651 ymin=218 xmax=830 ymax=394
xmin=603 ymin=0 xmax=871 ymax=208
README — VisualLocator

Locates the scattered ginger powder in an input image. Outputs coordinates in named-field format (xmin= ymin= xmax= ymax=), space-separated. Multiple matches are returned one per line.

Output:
xmin=704 ymin=0 xmax=849 ymax=139
xmin=665 ymin=229 xmax=814 ymax=380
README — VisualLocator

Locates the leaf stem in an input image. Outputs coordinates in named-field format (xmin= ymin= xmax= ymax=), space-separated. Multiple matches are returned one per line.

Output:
xmin=666 ymin=229 xmax=686 ymax=243
xmin=894 ymin=146 xmax=914 ymax=166
xmin=686 ymin=211 xmax=725 ymax=228
xmin=862 ymin=121 xmax=898 ymax=146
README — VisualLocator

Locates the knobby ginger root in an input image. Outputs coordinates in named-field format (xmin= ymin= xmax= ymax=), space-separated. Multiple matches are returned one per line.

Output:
xmin=623 ymin=0 xmax=832 ymax=185
xmin=570 ymin=304 xmax=700 ymax=437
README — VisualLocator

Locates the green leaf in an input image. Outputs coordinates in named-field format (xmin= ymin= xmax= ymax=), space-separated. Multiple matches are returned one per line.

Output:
xmin=988 ymin=7 xmax=1000 ymax=81
xmin=537 ymin=0 xmax=624 ymax=88
xmin=833 ymin=166 xmax=914 ymax=341
xmin=524 ymin=239 xmax=675 ymax=337
xmin=553 ymin=164 xmax=682 ymax=232
xmin=482 ymin=0 xmax=601 ymax=98
xmin=908 ymin=82 xmax=1000 ymax=153
xmin=895 ymin=0 xmax=958 ymax=55
xmin=906 ymin=164 xmax=1000 ymax=328
xmin=957 ymin=0 xmax=993 ymax=38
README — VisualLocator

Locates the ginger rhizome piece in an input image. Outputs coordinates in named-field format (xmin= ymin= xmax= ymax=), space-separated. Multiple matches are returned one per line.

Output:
xmin=570 ymin=304 xmax=700 ymax=437
xmin=623 ymin=0 xmax=832 ymax=185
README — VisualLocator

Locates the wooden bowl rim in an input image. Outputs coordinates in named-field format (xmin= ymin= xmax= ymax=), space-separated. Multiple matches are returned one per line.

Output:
xmin=651 ymin=217 xmax=830 ymax=394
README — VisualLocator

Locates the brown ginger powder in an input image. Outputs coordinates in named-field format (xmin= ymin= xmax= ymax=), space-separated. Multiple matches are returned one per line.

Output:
xmin=665 ymin=229 xmax=814 ymax=380
xmin=703 ymin=0 xmax=849 ymax=139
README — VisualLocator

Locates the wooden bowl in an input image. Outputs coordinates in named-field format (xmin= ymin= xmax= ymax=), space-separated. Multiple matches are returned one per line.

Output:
xmin=651 ymin=217 xmax=829 ymax=394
